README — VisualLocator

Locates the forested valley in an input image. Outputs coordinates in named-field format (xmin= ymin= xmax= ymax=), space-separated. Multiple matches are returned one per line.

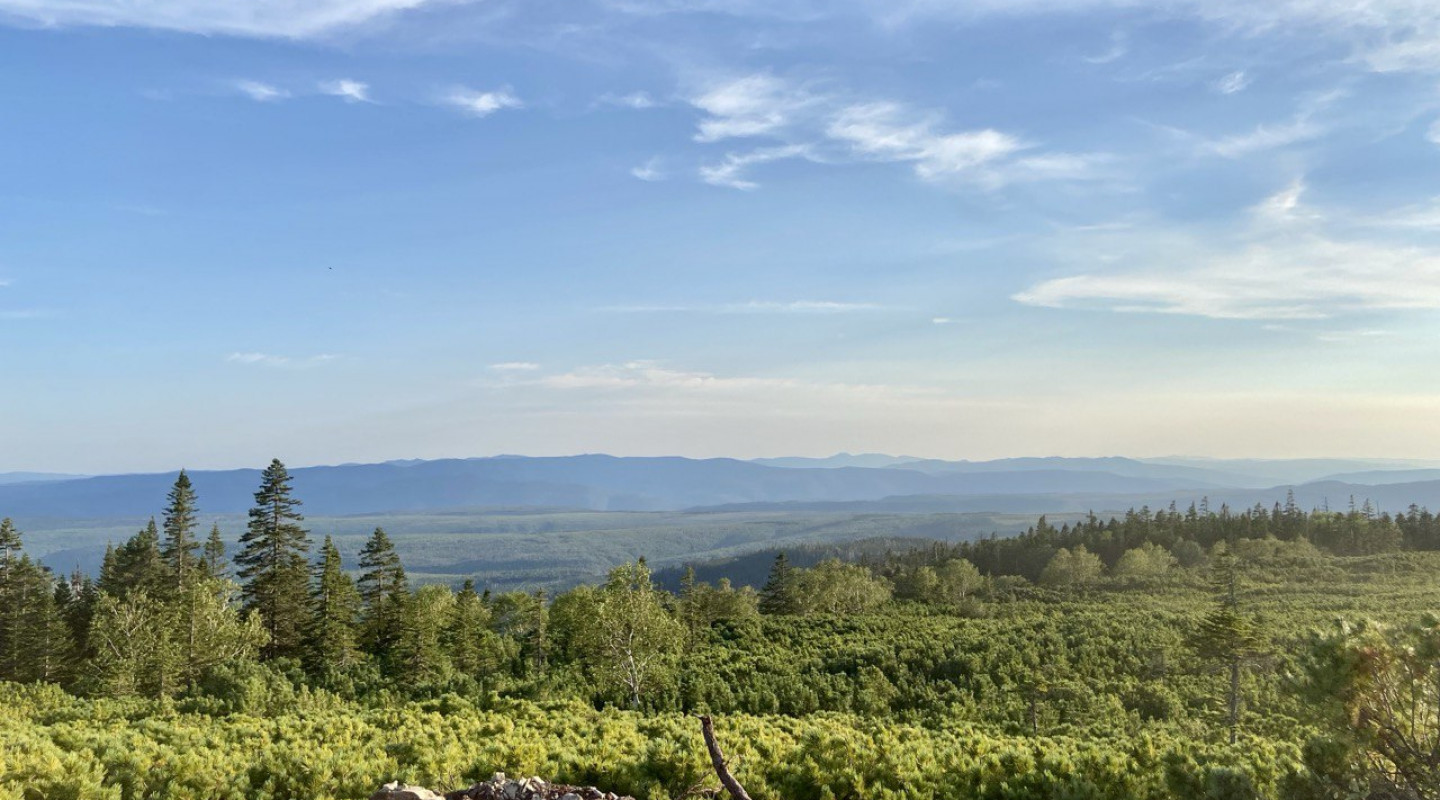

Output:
xmin=2 ymin=459 xmax=1438 ymax=799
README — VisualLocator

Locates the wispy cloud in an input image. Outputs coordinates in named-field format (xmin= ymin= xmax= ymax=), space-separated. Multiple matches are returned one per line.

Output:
xmin=0 ymin=309 xmax=49 ymax=320
xmin=597 ymin=91 xmax=657 ymax=109
xmin=1014 ymin=182 xmax=1440 ymax=320
xmin=688 ymin=73 xmax=1106 ymax=190
xmin=1083 ymin=31 xmax=1127 ymax=64
xmin=1213 ymin=70 xmax=1251 ymax=94
xmin=233 ymin=80 xmax=289 ymax=102
xmin=0 ymin=0 xmax=449 ymax=39
xmin=490 ymin=361 xmax=541 ymax=371
xmin=227 ymin=352 xmax=339 ymax=368
xmin=320 ymin=79 xmax=372 ymax=103
xmin=631 ymin=157 xmax=665 ymax=181
xmin=602 ymin=299 xmax=889 ymax=314
xmin=442 ymin=86 xmax=523 ymax=117
xmin=699 ymin=144 xmax=812 ymax=190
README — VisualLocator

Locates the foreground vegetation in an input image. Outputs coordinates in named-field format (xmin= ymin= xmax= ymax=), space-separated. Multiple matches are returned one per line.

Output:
xmin=1 ymin=461 xmax=1438 ymax=799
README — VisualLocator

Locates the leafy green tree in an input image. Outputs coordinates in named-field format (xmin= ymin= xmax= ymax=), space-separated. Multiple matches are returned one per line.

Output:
xmin=86 ymin=590 xmax=179 ymax=698
xmin=357 ymin=527 xmax=407 ymax=659
xmin=309 ymin=536 xmax=362 ymax=672
xmin=1039 ymin=545 xmax=1105 ymax=587
xmin=1299 ymin=616 xmax=1440 ymax=800
xmin=174 ymin=576 xmax=268 ymax=688
xmin=1112 ymin=542 xmax=1177 ymax=581
xmin=491 ymin=590 xmax=549 ymax=676
xmin=791 ymin=559 xmax=892 ymax=615
xmin=160 ymin=470 xmax=201 ymax=588
xmin=579 ymin=561 xmax=683 ymax=708
xmin=934 ymin=558 xmax=985 ymax=606
xmin=236 ymin=459 xmax=311 ymax=660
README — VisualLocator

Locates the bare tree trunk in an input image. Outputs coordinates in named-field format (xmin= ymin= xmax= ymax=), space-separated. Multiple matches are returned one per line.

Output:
xmin=700 ymin=715 xmax=753 ymax=800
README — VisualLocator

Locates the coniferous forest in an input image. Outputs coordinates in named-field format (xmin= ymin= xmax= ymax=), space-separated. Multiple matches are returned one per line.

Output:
xmin=2 ymin=459 xmax=1439 ymax=799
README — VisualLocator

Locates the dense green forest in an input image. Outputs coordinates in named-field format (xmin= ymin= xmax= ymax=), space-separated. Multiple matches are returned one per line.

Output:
xmin=1 ymin=460 xmax=1438 ymax=799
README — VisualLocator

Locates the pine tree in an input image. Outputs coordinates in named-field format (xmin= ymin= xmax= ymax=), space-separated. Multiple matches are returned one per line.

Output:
xmin=357 ymin=527 xmax=407 ymax=659
xmin=309 ymin=536 xmax=361 ymax=672
xmin=759 ymin=552 xmax=796 ymax=615
xmin=202 ymin=524 xmax=228 ymax=579
xmin=236 ymin=459 xmax=311 ymax=660
xmin=160 ymin=470 xmax=201 ymax=588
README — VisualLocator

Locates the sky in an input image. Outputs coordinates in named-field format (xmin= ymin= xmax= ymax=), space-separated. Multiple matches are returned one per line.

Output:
xmin=5 ymin=0 xmax=1440 ymax=473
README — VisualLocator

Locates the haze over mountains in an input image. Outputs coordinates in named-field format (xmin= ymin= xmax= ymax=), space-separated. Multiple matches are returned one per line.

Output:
xmin=4 ymin=454 xmax=1440 ymax=521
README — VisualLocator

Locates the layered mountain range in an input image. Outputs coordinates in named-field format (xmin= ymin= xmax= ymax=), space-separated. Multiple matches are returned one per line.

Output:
xmin=3 ymin=454 xmax=1438 ymax=520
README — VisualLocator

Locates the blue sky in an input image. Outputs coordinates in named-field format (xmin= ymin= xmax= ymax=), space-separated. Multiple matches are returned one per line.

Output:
xmin=5 ymin=0 xmax=1440 ymax=472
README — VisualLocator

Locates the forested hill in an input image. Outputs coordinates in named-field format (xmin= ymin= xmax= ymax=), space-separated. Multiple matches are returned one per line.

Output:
xmin=4 ymin=454 xmax=1440 ymax=519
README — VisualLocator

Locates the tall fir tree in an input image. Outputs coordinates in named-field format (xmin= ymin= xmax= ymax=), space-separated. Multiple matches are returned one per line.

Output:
xmin=0 ymin=518 xmax=24 ymax=680
xmin=236 ymin=459 xmax=311 ymax=660
xmin=101 ymin=519 xmax=169 ymax=600
xmin=309 ymin=535 xmax=361 ymax=673
xmin=160 ymin=470 xmax=201 ymax=588
xmin=202 ymin=524 xmax=228 ymax=580
xmin=357 ymin=527 xmax=408 ymax=659
xmin=759 ymin=552 xmax=796 ymax=615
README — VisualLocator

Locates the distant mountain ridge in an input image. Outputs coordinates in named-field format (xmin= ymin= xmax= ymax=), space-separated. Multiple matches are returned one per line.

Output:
xmin=2 ymin=454 xmax=1439 ymax=521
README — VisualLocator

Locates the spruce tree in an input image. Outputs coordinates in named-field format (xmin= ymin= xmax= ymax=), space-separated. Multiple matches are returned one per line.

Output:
xmin=759 ymin=552 xmax=796 ymax=615
xmin=160 ymin=470 xmax=201 ymax=587
xmin=202 ymin=524 xmax=228 ymax=580
xmin=102 ymin=519 xmax=169 ymax=599
xmin=309 ymin=535 xmax=361 ymax=672
xmin=0 ymin=519 xmax=24 ymax=680
xmin=236 ymin=459 xmax=311 ymax=660
xmin=357 ymin=527 xmax=407 ymax=658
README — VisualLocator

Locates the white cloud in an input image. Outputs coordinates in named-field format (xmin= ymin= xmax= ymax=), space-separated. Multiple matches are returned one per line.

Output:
xmin=602 ymin=299 xmax=887 ymax=313
xmin=1428 ymin=119 xmax=1440 ymax=145
xmin=442 ymin=86 xmax=522 ymax=117
xmin=631 ymin=157 xmax=665 ymax=181
xmin=227 ymin=352 xmax=339 ymax=368
xmin=1083 ymin=31 xmax=1127 ymax=64
xmin=1213 ymin=70 xmax=1251 ymax=94
xmin=699 ymin=144 xmax=811 ymax=189
xmin=598 ymin=91 xmax=657 ymax=109
xmin=320 ymin=79 xmax=372 ymax=103
xmin=0 ymin=0 xmax=447 ymax=38
xmin=1014 ymin=181 xmax=1440 ymax=320
xmin=691 ymin=73 xmax=813 ymax=143
xmin=490 ymin=361 xmax=541 ymax=371
xmin=233 ymin=80 xmax=289 ymax=102
xmin=687 ymin=74 xmax=1103 ymax=189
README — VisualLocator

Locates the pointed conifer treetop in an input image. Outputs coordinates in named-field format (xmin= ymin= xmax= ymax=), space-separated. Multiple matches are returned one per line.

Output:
xmin=236 ymin=458 xmax=311 ymax=659
xmin=161 ymin=470 xmax=200 ymax=585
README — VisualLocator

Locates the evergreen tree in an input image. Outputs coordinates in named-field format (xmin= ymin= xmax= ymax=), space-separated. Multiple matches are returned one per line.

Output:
xmin=396 ymin=584 xmax=454 ymax=683
xmin=236 ymin=459 xmax=311 ymax=660
xmin=160 ymin=470 xmax=201 ymax=588
xmin=0 ymin=519 xmax=25 ymax=680
xmin=201 ymin=524 xmax=228 ymax=579
xmin=1187 ymin=553 xmax=1264 ymax=743
xmin=309 ymin=536 xmax=361 ymax=672
xmin=759 ymin=552 xmax=796 ymax=615
xmin=447 ymin=580 xmax=499 ymax=682
xmin=100 ymin=519 xmax=170 ymax=600
xmin=357 ymin=527 xmax=407 ymax=659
